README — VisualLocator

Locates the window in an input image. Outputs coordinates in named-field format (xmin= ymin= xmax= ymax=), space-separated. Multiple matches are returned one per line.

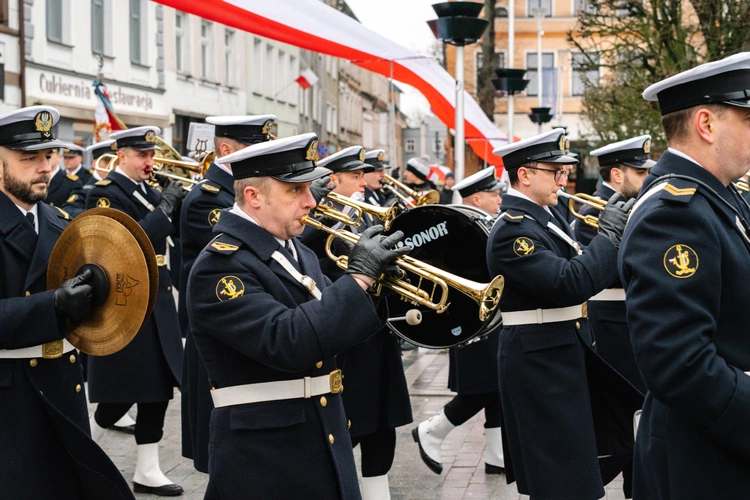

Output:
xmin=130 ymin=0 xmax=141 ymax=64
xmin=525 ymin=52 xmax=554 ymax=97
xmin=433 ymin=137 xmax=444 ymax=154
xmin=405 ymin=139 xmax=416 ymax=153
xmin=175 ymin=13 xmax=185 ymax=72
xmin=201 ymin=21 xmax=213 ymax=80
xmin=92 ymin=0 xmax=104 ymax=54
xmin=326 ymin=103 xmax=333 ymax=134
xmin=0 ymin=0 xmax=9 ymax=25
xmin=495 ymin=4 xmax=508 ymax=17
xmin=574 ymin=0 xmax=596 ymax=14
xmin=363 ymin=113 xmax=373 ymax=149
xmin=252 ymin=39 xmax=262 ymax=94
xmin=289 ymin=55 xmax=298 ymax=104
xmin=527 ymin=0 xmax=551 ymax=16
xmin=224 ymin=30 xmax=235 ymax=86
xmin=572 ymin=53 xmax=599 ymax=96
xmin=264 ymin=45 xmax=275 ymax=96
xmin=277 ymin=50 xmax=286 ymax=101
xmin=47 ymin=0 xmax=63 ymax=43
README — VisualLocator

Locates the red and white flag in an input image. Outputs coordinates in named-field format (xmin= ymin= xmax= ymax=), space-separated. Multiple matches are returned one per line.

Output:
xmin=295 ymin=69 xmax=319 ymax=90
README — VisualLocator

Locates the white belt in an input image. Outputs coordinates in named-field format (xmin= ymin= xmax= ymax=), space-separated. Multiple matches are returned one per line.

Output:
xmin=0 ymin=339 xmax=75 ymax=359
xmin=211 ymin=370 xmax=343 ymax=408
xmin=589 ymin=288 xmax=626 ymax=301
xmin=502 ymin=304 xmax=586 ymax=326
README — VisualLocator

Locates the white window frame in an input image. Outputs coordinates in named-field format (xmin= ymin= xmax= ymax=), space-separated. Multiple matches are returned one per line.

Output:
xmin=570 ymin=51 xmax=600 ymax=96
xmin=524 ymin=50 xmax=555 ymax=97
xmin=47 ymin=0 xmax=72 ymax=45
xmin=130 ymin=0 xmax=148 ymax=65
xmin=252 ymin=38 xmax=263 ymax=94
xmin=289 ymin=55 xmax=298 ymax=105
xmin=474 ymin=49 xmax=507 ymax=94
xmin=175 ymin=11 xmax=190 ymax=74
xmin=405 ymin=138 xmax=416 ymax=153
xmin=200 ymin=20 xmax=214 ymax=80
xmin=224 ymin=29 xmax=235 ymax=87
xmin=526 ymin=0 xmax=552 ymax=17
xmin=264 ymin=45 xmax=275 ymax=97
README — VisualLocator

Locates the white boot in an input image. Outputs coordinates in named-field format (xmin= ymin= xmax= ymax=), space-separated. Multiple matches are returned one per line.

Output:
xmin=484 ymin=427 xmax=505 ymax=474
xmin=89 ymin=414 xmax=107 ymax=442
xmin=361 ymin=474 xmax=391 ymax=500
xmin=114 ymin=413 xmax=136 ymax=427
xmin=133 ymin=443 xmax=173 ymax=487
xmin=411 ymin=409 xmax=455 ymax=474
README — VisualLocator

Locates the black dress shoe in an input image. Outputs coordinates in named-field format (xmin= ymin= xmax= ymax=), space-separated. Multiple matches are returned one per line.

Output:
xmin=485 ymin=463 xmax=505 ymax=474
xmin=133 ymin=483 xmax=184 ymax=496
xmin=411 ymin=427 xmax=443 ymax=475
xmin=109 ymin=424 xmax=136 ymax=435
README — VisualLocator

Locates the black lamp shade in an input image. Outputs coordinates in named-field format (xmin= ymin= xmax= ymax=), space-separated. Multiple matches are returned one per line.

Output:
xmin=529 ymin=107 xmax=554 ymax=125
xmin=492 ymin=77 xmax=530 ymax=94
xmin=427 ymin=17 xmax=489 ymax=45
xmin=432 ymin=1 xmax=484 ymax=18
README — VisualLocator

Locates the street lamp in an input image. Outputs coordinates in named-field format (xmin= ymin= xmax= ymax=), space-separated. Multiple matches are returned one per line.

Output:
xmin=427 ymin=1 xmax=489 ymax=192
xmin=493 ymin=68 xmax=529 ymax=142
xmin=529 ymin=7 xmax=553 ymax=133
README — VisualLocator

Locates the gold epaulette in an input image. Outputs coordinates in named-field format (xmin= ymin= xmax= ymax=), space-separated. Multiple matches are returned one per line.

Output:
xmin=66 ymin=173 xmax=79 ymax=182
xmin=201 ymin=183 xmax=221 ymax=193
xmin=95 ymin=179 xmax=112 ymax=186
xmin=54 ymin=207 xmax=70 ymax=220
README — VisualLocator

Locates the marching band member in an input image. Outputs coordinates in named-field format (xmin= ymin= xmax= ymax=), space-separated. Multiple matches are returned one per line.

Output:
xmin=83 ymin=139 xmax=116 ymax=190
xmin=487 ymin=128 xmax=640 ymax=500
xmin=307 ymin=146 xmax=413 ymax=499
xmin=363 ymin=149 xmax=388 ymax=207
xmin=621 ymin=52 xmax=750 ymax=499
xmin=186 ymin=133 xmax=410 ymax=499
xmin=45 ymin=145 xmax=86 ymax=216
xmin=63 ymin=142 xmax=92 ymax=185
xmin=85 ymin=126 xmax=187 ymax=496
xmin=179 ymin=114 xmax=275 ymax=473
xmin=0 ymin=106 xmax=134 ymax=499
xmin=403 ymin=157 xmax=436 ymax=193
xmin=413 ymin=167 xmax=505 ymax=476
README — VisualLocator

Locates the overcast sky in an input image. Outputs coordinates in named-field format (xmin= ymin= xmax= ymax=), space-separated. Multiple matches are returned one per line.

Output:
xmin=346 ymin=0 xmax=439 ymax=122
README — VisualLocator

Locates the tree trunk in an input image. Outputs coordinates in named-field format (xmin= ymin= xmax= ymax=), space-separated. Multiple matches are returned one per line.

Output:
xmin=477 ymin=0 xmax=497 ymax=121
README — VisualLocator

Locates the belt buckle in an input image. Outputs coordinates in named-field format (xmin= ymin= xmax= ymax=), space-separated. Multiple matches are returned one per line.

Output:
xmin=42 ymin=340 xmax=64 ymax=359
xmin=156 ymin=254 xmax=166 ymax=266
xmin=329 ymin=369 xmax=343 ymax=394
xmin=581 ymin=302 xmax=588 ymax=319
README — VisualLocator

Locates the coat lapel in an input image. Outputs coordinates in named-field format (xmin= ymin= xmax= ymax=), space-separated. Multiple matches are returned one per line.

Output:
xmin=0 ymin=192 xmax=36 ymax=261
xmin=24 ymin=203 xmax=63 ymax=290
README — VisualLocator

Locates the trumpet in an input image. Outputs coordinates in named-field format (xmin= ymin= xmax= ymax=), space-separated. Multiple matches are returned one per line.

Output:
xmin=381 ymin=174 xmax=440 ymax=207
xmin=557 ymin=190 xmax=606 ymax=230
xmin=316 ymin=192 xmax=402 ymax=231
xmin=301 ymin=215 xmax=504 ymax=320
xmin=95 ymin=150 xmax=216 ymax=191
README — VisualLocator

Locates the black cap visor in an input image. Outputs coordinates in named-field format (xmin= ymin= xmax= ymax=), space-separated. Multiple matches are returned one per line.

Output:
xmin=272 ymin=166 xmax=332 ymax=184
xmin=540 ymin=154 xmax=578 ymax=165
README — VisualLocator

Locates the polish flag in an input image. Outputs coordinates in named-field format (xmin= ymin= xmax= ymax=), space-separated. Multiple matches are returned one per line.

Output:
xmin=295 ymin=69 xmax=319 ymax=90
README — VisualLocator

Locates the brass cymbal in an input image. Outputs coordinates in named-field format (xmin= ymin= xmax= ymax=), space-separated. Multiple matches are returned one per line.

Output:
xmin=47 ymin=208 xmax=158 ymax=356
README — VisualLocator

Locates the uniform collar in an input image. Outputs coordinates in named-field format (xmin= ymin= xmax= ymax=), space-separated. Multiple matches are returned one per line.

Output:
xmin=648 ymin=150 xmax=735 ymax=208
xmin=500 ymin=192 xmax=553 ymax=225
xmin=205 ymin=163 xmax=235 ymax=193
xmin=114 ymin=166 xmax=147 ymax=190
xmin=228 ymin=203 xmax=297 ymax=259
xmin=14 ymin=202 xmax=39 ymax=233
xmin=666 ymin=147 xmax=704 ymax=169
xmin=50 ymin=165 xmax=61 ymax=180
xmin=506 ymin=186 xmax=553 ymax=215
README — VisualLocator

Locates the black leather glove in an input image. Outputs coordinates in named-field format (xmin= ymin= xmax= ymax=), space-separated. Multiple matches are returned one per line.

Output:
xmin=53 ymin=269 xmax=94 ymax=325
xmin=598 ymin=193 xmax=636 ymax=249
xmin=311 ymin=176 xmax=336 ymax=206
xmin=346 ymin=225 xmax=412 ymax=282
xmin=158 ymin=179 xmax=188 ymax=220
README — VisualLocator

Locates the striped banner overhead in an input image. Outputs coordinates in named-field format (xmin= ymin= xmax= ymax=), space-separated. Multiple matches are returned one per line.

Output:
xmin=153 ymin=0 xmax=508 ymax=167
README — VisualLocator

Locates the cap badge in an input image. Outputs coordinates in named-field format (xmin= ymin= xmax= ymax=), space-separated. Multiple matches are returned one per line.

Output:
xmin=110 ymin=142 xmax=117 ymax=151
xmin=359 ymin=149 xmax=365 ymax=162
xmin=558 ymin=135 xmax=566 ymax=152
xmin=216 ymin=276 xmax=245 ymax=301
xmin=144 ymin=130 xmax=156 ymax=142
xmin=663 ymin=244 xmax=698 ymax=279
xmin=306 ymin=140 xmax=319 ymax=161
xmin=513 ymin=237 xmax=535 ymax=256
xmin=377 ymin=152 xmax=384 ymax=161
xmin=34 ymin=111 xmax=53 ymax=137
xmin=643 ymin=139 xmax=651 ymax=154
xmin=262 ymin=120 xmax=274 ymax=135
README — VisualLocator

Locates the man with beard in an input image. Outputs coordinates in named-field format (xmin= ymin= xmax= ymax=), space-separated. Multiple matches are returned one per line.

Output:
xmin=0 ymin=105 xmax=135 ymax=499
xmin=86 ymin=126 xmax=187 ymax=496
xmin=179 ymin=114 xmax=275 ymax=474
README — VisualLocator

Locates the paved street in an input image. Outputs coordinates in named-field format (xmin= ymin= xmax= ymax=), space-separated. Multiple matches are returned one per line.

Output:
xmin=91 ymin=348 xmax=627 ymax=500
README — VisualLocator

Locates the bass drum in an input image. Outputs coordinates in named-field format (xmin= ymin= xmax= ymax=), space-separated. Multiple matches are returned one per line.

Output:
xmin=385 ymin=204 xmax=502 ymax=348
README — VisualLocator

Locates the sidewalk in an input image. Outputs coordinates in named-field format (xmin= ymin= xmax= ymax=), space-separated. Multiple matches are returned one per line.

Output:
xmin=93 ymin=347 xmax=627 ymax=499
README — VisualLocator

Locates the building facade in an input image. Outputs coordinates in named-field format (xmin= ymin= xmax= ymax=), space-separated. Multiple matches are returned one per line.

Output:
xmin=402 ymin=114 xmax=448 ymax=167
xmin=25 ymin=0 xmax=169 ymax=146
xmin=0 ymin=0 xmax=21 ymax=115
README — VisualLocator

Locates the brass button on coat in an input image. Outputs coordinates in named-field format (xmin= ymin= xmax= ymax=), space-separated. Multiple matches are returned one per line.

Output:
xmin=316 ymin=361 xmax=323 ymax=369
xmin=329 ymin=434 xmax=334 ymax=444
xmin=69 ymin=354 xmax=76 ymax=364
xmin=75 ymin=384 xmax=82 ymax=393
xmin=347 ymin=420 xmax=351 ymax=429
xmin=29 ymin=359 xmax=37 ymax=367
xmin=320 ymin=396 xmax=327 ymax=407
xmin=167 ymin=286 xmax=172 ymax=292
xmin=575 ymin=321 xmax=581 ymax=329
